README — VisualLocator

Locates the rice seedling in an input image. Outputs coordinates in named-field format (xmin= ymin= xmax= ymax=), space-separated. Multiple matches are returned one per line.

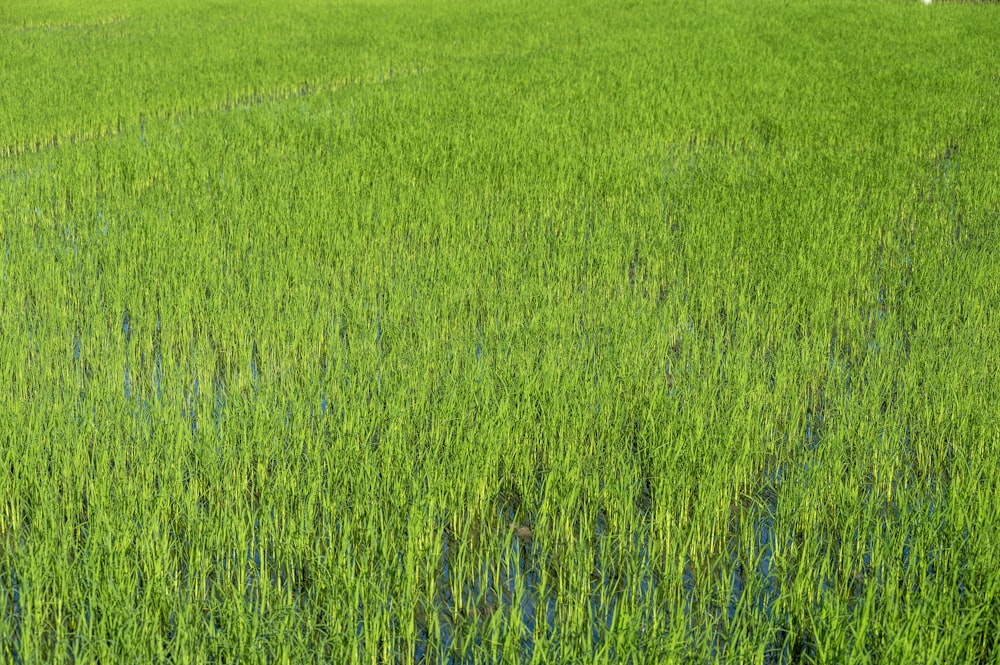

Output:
xmin=1 ymin=0 xmax=999 ymax=662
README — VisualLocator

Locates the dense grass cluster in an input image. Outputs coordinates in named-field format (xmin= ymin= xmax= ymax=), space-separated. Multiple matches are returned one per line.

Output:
xmin=2 ymin=0 xmax=999 ymax=662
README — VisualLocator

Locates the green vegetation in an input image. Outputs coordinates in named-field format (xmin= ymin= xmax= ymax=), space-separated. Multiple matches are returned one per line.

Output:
xmin=2 ymin=0 xmax=999 ymax=662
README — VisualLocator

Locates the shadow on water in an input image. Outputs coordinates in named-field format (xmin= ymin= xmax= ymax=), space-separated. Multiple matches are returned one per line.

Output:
xmin=390 ymin=447 xmax=948 ymax=663
xmin=400 ymin=491 xmax=793 ymax=664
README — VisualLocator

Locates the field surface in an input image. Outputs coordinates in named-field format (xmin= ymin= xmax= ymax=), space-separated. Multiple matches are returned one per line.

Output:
xmin=2 ymin=0 xmax=1000 ymax=663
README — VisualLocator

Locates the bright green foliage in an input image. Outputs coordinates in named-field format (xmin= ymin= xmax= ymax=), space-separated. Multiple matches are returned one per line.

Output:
xmin=1 ymin=0 xmax=999 ymax=663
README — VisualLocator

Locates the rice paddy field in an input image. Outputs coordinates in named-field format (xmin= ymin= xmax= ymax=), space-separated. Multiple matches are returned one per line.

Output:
xmin=2 ymin=0 xmax=1000 ymax=662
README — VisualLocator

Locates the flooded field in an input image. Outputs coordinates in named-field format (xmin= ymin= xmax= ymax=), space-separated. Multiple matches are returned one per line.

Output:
xmin=1 ymin=0 xmax=999 ymax=662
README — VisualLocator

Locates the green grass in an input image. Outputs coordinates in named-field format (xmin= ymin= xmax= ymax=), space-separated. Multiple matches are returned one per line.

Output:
xmin=1 ymin=0 xmax=999 ymax=662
